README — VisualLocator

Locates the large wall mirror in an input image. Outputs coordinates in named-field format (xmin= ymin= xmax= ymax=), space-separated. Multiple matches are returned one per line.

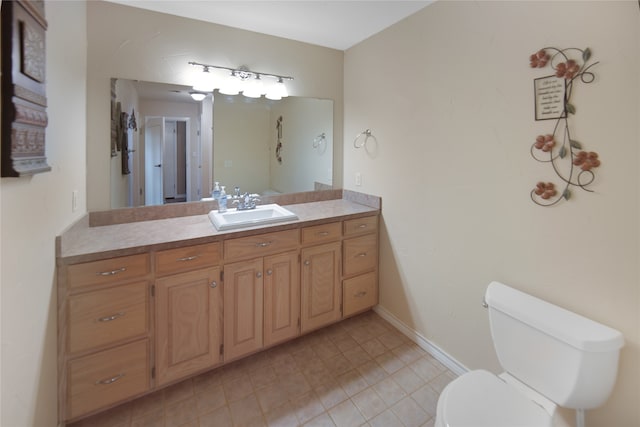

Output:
xmin=111 ymin=78 xmax=334 ymax=208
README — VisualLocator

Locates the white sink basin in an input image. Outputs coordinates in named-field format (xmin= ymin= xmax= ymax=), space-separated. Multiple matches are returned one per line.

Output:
xmin=208 ymin=204 xmax=299 ymax=231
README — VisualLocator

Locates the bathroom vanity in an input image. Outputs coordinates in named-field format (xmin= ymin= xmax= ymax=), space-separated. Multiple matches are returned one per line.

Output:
xmin=56 ymin=191 xmax=380 ymax=424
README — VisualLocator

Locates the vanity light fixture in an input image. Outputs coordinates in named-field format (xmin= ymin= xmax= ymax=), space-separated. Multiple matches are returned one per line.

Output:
xmin=189 ymin=61 xmax=293 ymax=99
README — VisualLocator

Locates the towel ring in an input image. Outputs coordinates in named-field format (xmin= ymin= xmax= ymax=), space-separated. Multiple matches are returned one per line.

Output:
xmin=312 ymin=133 xmax=326 ymax=148
xmin=354 ymin=129 xmax=376 ymax=149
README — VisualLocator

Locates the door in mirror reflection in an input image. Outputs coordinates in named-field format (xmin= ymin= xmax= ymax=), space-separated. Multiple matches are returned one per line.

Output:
xmin=144 ymin=117 xmax=163 ymax=206
xmin=144 ymin=117 xmax=193 ymax=206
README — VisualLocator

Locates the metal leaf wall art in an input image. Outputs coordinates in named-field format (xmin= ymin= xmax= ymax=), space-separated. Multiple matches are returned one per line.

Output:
xmin=529 ymin=47 xmax=599 ymax=206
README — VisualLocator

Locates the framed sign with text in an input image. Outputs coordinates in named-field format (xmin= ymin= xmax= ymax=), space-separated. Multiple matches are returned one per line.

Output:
xmin=534 ymin=75 xmax=566 ymax=121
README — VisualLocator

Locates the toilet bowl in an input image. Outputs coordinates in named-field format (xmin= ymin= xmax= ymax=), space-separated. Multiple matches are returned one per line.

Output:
xmin=435 ymin=370 xmax=559 ymax=427
xmin=434 ymin=281 xmax=624 ymax=427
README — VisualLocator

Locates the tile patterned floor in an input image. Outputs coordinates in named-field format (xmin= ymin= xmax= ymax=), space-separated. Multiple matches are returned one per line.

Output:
xmin=69 ymin=311 xmax=457 ymax=427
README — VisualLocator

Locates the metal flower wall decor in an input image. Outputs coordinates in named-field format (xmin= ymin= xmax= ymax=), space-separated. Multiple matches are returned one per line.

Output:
xmin=529 ymin=47 xmax=599 ymax=206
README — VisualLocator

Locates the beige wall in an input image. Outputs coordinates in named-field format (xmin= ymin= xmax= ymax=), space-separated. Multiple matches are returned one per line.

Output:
xmin=269 ymin=97 xmax=334 ymax=193
xmin=214 ymin=98 xmax=271 ymax=194
xmin=87 ymin=1 xmax=344 ymax=211
xmin=344 ymin=1 xmax=639 ymax=426
xmin=0 ymin=2 xmax=87 ymax=426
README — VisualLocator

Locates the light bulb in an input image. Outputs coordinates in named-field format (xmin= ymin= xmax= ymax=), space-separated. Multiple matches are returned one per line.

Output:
xmin=266 ymin=78 xmax=288 ymax=100
xmin=192 ymin=68 xmax=216 ymax=92
xmin=242 ymin=75 xmax=265 ymax=98
xmin=219 ymin=72 xmax=241 ymax=95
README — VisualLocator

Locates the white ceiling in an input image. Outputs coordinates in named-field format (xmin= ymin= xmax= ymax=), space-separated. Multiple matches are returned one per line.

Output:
xmin=106 ymin=1 xmax=433 ymax=51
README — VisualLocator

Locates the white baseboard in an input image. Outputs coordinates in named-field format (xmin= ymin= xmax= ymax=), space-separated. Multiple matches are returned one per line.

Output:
xmin=373 ymin=305 xmax=469 ymax=376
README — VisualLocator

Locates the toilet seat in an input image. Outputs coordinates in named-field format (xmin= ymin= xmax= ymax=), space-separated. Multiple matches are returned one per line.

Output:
xmin=436 ymin=370 xmax=553 ymax=427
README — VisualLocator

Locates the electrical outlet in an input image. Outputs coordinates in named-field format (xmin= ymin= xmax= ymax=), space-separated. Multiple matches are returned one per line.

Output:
xmin=72 ymin=190 xmax=78 ymax=212
xmin=355 ymin=173 xmax=362 ymax=186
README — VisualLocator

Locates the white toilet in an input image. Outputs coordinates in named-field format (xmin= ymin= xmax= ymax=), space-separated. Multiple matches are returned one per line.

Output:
xmin=435 ymin=281 xmax=624 ymax=427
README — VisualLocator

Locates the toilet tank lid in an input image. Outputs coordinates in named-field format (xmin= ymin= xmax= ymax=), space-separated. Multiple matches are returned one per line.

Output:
xmin=486 ymin=282 xmax=624 ymax=352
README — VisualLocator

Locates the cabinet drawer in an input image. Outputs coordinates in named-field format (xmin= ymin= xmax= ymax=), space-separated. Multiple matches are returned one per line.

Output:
xmin=155 ymin=242 xmax=221 ymax=276
xmin=224 ymin=229 xmax=299 ymax=261
xmin=343 ymin=216 xmax=378 ymax=237
xmin=343 ymin=234 xmax=377 ymax=277
xmin=343 ymin=272 xmax=378 ymax=317
xmin=67 ymin=254 xmax=150 ymax=290
xmin=301 ymin=222 xmax=341 ymax=246
xmin=67 ymin=339 xmax=150 ymax=420
xmin=68 ymin=282 xmax=148 ymax=354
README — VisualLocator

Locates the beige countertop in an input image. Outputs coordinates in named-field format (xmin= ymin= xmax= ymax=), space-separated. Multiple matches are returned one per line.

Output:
xmin=57 ymin=198 xmax=379 ymax=264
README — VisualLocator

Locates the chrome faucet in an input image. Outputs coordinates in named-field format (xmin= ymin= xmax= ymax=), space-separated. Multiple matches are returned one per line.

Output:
xmin=233 ymin=192 xmax=261 ymax=210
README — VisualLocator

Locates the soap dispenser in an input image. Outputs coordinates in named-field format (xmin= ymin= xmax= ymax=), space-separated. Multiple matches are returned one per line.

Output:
xmin=212 ymin=181 xmax=221 ymax=200
xmin=218 ymin=186 xmax=227 ymax=213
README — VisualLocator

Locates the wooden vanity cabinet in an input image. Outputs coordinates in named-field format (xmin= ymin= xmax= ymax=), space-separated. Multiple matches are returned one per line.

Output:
xmin=61 ymin=253 xmax=151 ymax=422
xmin=223 ymin=230 xmax=300 ymax=361
xmin=59 ymin=210 xmax=380 ymax=424
xmin=154 ymin=243 xmax=223 ymax=386
xmin=342 ymin=216 xmax=379 ymax=317
xmin=300 ymin=222 xmax=342 ymax=333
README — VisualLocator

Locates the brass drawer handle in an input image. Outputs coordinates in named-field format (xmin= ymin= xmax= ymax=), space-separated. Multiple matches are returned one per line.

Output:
xmin=96 ymin=373 xmax=125 ymax=385
xmin=354 ymin=291 xmax=367 ymax=298
xmin=256 ymin=241 xmax=272 ymax=248
xmin=97 ymin=312 xmax=125 ymax=322
xmin=96 ymin=267 xmax=126 ymax=276
xmin=317 ymin=231 xmax=330 ymax=236
xmin=356 ymin=252 xmax=368 ymax=258
xmin=177 ymin=255 xmax=200 ymax=262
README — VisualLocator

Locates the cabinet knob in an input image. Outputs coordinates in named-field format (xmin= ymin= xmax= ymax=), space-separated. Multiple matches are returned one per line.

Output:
xmin=210 ymin=281 xmax=217 ymax=288
xmin=304 ymin=260 xmax=310 ymax=266
xmin=266 ymin=269 xmax=273 ymax=276
xmin=256 ymin=272 xmax=263 ymax=278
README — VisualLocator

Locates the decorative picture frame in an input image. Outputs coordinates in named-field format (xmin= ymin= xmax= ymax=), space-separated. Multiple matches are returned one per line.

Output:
xmin=1 ymin=0 xmax=50 ymax=176
xmin=528 ymin=47 xmax=600 ymax=206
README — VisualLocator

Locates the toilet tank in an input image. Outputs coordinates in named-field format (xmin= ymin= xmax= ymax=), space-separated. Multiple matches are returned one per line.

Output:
xmin=485 ymin=281 xmax=624 ymax=409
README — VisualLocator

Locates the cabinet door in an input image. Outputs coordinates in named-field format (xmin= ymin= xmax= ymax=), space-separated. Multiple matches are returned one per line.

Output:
xmin=155 ymin=267 xmax=222 ymax=386
xmin=224 ymin=258 xmax=264 ymax=361
xmin=264 ymin=251 xmax=300 ymax=347
xmin=301 ymin=242 xmax=341 ymax=333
